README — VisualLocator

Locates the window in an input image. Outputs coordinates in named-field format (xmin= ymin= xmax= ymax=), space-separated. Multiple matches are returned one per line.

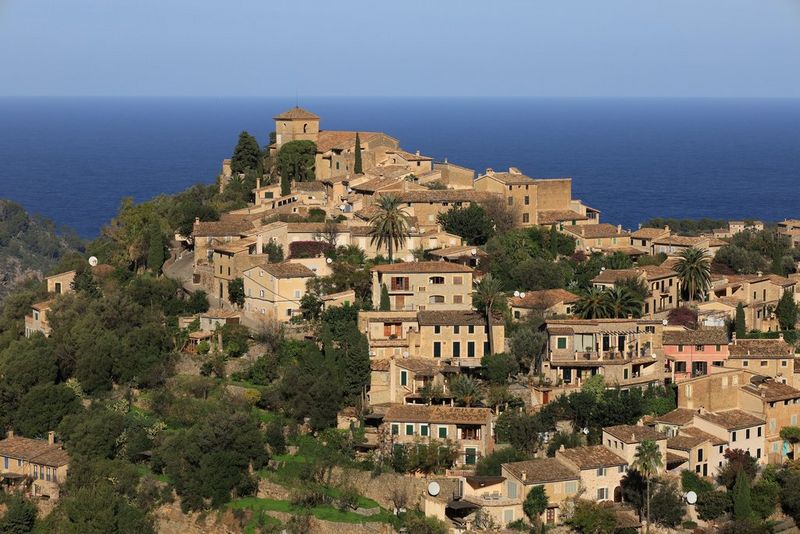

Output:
xmin=743 ymin=360 xmax=749 ymax=367
xmin=618 ymin=465 xmax=627 ymax=473
xmin=453 ymin=295 xmax=463 ymax=304
xmin=429 ymin=276 xmax=445 ymax=285
xmin=294 ymin=290 xmax=301 ymax=298
xmin=678 ymin=344 xmax=684 ymax=352
xmin=716 ymin=345 xmax=721 ymax=352
xmin=433 ymin=342 xmax=441 ymax=358
xmin=453 ymin=342 xmax=461 ymax=358
xmin=756 ymin=448 xmax=761 ymax=459
xmin=2 ymin=457 xmax=7 ymax=469
xmin=438 ymin=426 xmax=448 ymax=439
xmin=429 ymin=295 xmax=445 ymax=304
xmin=758 ymin=426 xmax=763 ymax=437
xmin=746 ymin=429 xmax=751 ymax=439
xmin=507 ymin=481 xmax=518 ymax=499
xmin=761 ymin=360 xmax=768 ymax=367
xmin=782 ymin=360 xmax=789 ymax=367
xmin=454 ymin=276 xmax=463 ymax=285
xmin=565 ymin=481 xmax=578 ymax=495
xmin=259 ymin=289 xmax=265 ymax=297
xmin=596 ymin=467 xmax=606 ymax=477
xmin=434 ymin=326 xmax=441 ymax=334
xmin=504 ymin=509 xmax=515 ymax=524
xmin=770 ymin=419 xmax=777 ymax=432
xmin=674 ymin=361 xmax=686 ymax=373
xmin=698 ymin=448 xmax=704 ymax=461
xmin=420 ymin=424 xmax=429 ymax=437
xmin=522 ymin=213 xmax=530 ymax=224
xmin=468 ymin=325 xmax=475 ymax=334
xmin=405 ymin=424 xmax=414 ymax=436
xmin=507 ymin=197 xmax=513 ymax=206
xmin=597 ymin=488 xmax=608 ymax=501
xmin=732 ymin=431 xmax=737 ymax=442
xmin=792 ymin=415 xmax=798 ymax=426
xmin=400 ymin=370 xmax=408 ymax=386
xmin=454 ymin=326 xmax=460 ymax=334
xmin=484 ymin=341 xmax=490 ymax=356
xmin=467 ymin=342 xmax=475 ymax=358
xmin=557 ymin=337 xmax=567 ymax=349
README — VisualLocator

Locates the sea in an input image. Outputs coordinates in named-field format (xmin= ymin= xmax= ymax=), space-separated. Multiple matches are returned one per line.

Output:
xmin=1 ymin=97 xmax=799 ymax=239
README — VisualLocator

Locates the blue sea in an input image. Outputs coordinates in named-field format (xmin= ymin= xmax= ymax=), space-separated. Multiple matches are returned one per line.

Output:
xmin=1 ymin=97 xmax=799 ymax=238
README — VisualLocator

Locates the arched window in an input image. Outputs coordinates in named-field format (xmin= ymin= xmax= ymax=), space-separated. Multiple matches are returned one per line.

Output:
xmin=303 ymin=123 xmax=308 ymax=133
xmin=429 ymin=295 xmax=445 ymax=304
xmin=429 ymin=276 xmax=445 ymax=285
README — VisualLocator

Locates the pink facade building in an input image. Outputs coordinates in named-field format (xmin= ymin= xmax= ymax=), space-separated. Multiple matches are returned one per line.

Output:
xmin=663 ymin=328 xmax=729 ymax=382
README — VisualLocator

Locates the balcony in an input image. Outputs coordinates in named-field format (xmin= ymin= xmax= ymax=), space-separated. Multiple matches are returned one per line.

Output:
xmin=551 ymin=349 xmax=647 ymax=362
xmin=389 ymin=283 xmax=414 ymax=293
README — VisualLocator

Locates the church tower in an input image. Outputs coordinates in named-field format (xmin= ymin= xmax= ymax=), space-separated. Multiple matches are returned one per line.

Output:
xmin=273 ymin=107 xmax=320 ymax=150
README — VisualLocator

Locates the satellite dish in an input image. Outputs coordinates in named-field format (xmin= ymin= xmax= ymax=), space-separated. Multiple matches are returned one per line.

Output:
xmin=427 ymin=482 xmax=440 ymax=497
xmin=685 ymin=491 xmax=697 ymax=505
xmin=519 ymin=293 xmax=526 ymax=298
xmin=514 ymin=291 xmax=520 ymax=297
xmin=582 ymin=427 xmax=590 ymax=435
xmin=402 ymin=351 xmax=409 ymax=358
xmin=471 ymin=248 xmax=477 ymax=256
xmin=600 ymin=267 xmax=606 ymax=271
xmin=339 ymin=204 xmax=346 ymax=211
xmin=326 ymin=257 xmax=333 ymax=264
xmin=88 ymin=256 xmax=98 ymax=267
xmin=662 ymin=319 xmax=668 ymax=326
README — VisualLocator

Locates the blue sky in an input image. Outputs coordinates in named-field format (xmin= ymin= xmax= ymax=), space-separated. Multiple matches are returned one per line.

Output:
xmin=1 ymin=0 xmax=799 ymax=97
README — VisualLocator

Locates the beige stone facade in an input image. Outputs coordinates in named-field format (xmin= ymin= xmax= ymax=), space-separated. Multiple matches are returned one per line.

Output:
xmin=0 ymin=431 xmax=69 ymax=501
xmin=370 ymin=262 xmax=474 ymax=312
xmin=242 ymin=262 xmax=315 ymax=322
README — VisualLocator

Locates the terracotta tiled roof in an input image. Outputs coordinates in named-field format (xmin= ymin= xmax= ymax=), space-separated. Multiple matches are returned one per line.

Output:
xmin=273 ymin=107 xmax=319 ymax=120
xmin=592 ymin=266 xmax=676 ymax=285
xmin=193 ymin=218 xmax=253 ymax=237
xmin=383 ymin=404 xmax=491 ymax=425
xmin=604 ymin=425 xmax=666 ymax=443
xmin=536 ymin=210 xmax=588 ymax=225
xmin=654 ymin=408 xmax=698 ymax=426
xmin=653 ymin=235 xmax=727 ymax=247
xmin=741 ymin=379 xmax=800 ymax=402
xmin=631 ymin=227 xmax=671 ymax=239
xmin=394 ymin=190 xmax=497 ymax=203
xmin=316 ymin=131 xmax=388 ymax=153
xmin=478 ymin=170 xmax=536 ymax=185
xmin=371 ymin=261 xmax=473 ymax=274
xmin=729 ymin=339 xmax=794 ymax=358
xmin=286 ymin=222 xmax=348 ymax=234
xmin=663 ymin=328 xmax=729 ymax=346
xmin=352 ymin=177 xmax=405 ymax=193
xmin=294 ymin=181 xmax=325 ymax=192
xmin=558 ymin=445 xmax=627 ymax=470
xmin=680 ymin=426 xmax=728 ymax=446
xmin=417 ymin=310 xmax=500 ymax=326
xmin=386 ymin=149 xmax=432 ymax=162
xmin=565 ymin=224 xmax=630 ymax=239
xmin=31 ymin=299 xmax=55 ymax=311
xmin=257 ymin=262 xmax=316 ymax=279
xmin=510 ymin=289 xmax=579 ymax=310
xmin=547 ymin=326 xmax=574 ymax=335
xmin=370 ymin=358 xmax=442 ymax=376
xmin=0 ymin=436 xmax=70 ymax=467
xmin=503 ymin=458 xmax=579 ymax=485
xmin=202 ymin=309 xmax=241 ymax=319
xmin=667 ymin=435 xmax=706 ymax=451
xmin=428 ymin=246 xmax=487 ymax=259
xmin=697 ymin=409 xmax=765 ymax=430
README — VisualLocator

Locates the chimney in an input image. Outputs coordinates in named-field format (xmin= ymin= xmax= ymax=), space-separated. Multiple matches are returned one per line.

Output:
xmin=48 ymin=431 xmax=55 ymax=446
xmin=256 ymin=176 xmax=261 ymax=189
xmin=664 ymin=225 xmax=670 ymax=232
xmin=732 ymin=332 xmax=737 ymax=344
xmin=444 ymin=157 xmax=448 ymax=164
xmin=195 ymin=216 xmax=200 ymax=225
xmin=699 ymin=406 xmax=706 ymax=415
xmin=415 ymin=150 xmax=420 ymax=156
xmin=617 ymin=224 xmax=622 ymax=233
xmin=509 ymin=167 xmax=521 ymax=175
xmin=521 ymin=471 xmax=527 ymax=482
xmin=779 ymin=332 xmax=784 ymax=341
xmin=638 ymin=223 xmax=642 ymax=230
xmin=559 ymin=444 xmax=566 ymax=452
xmin=756 ymin=271 xmax=763 ymax=277
xmin=485 ymin=168 xmax=494 ymax=175
xmin=256 ymin=234 xmax=263 ymax=254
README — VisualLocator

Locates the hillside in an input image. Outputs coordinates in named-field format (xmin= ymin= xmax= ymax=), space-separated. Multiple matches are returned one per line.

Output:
xmin=0 ymin=199 xmax=82 ymax=301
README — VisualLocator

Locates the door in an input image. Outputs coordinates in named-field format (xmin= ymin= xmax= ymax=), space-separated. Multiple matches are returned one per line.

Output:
xmin=394 ymin=295 xmax=405 ymax=310
xmin=563 ymin=368 xmax=572 ymax=384
xmin=464 ymin=447 xmax=477 ymax=466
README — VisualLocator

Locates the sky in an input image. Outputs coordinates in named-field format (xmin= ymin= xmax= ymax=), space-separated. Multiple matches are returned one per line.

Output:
xmin=1 ymin=0 xmax=799 ymax=98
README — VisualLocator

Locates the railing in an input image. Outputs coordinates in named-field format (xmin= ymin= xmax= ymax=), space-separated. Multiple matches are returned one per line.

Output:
xmin=551 ymin=350 xmax=646 ymax=362
xmin=390 ymin=284 xmax=414 ymax=292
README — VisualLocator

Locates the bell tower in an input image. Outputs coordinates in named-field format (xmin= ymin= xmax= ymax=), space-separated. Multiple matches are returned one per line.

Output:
xmin=273 ymin=107 xmax=320 ymax=150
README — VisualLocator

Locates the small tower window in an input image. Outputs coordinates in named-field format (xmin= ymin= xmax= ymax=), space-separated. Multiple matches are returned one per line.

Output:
xmin=303 ymin=123 xmax=308 ymax=133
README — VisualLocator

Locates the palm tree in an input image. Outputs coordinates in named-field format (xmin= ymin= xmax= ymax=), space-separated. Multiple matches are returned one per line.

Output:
xmin=448 ymin=375 xmax=482 ymax=407
xmin=473 ymin=274 xmax=506 ymax=355
xmin=605 ymin=286 xmax=644 ymax=318
xmin=674 ymin=247 xmax=711 ymax=302
xmin=573 ymin=287 xmax=612 ymax=319
xmin=368 ymin=194 xmax=411 ymax=263
xmin=633 ymin=440 xmax=663 ymax=534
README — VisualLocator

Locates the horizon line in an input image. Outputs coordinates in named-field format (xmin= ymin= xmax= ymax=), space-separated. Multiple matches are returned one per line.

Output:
xmin=2 ymin=95 xmax=800 ymax=100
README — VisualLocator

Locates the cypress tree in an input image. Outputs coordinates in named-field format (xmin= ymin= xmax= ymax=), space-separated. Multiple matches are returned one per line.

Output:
xmin=735 ymin=303 xmax=746 ymax=338
xmin=379 ymin=283 xmax=391 ymax=311
xmin=231 ymin=131 xmax=262 ymax=175
xmin=147 ymin=221 xmax=165 ymax=274
xmin=549 ymin=225 xmax=559 ymax=258
xmin=353 ymin=132 xmax=363 ymax=174
xmin=776 ymin=290 xmax=798 ymax=331
xmin=732 ymin=468 xmax=752 ymax=520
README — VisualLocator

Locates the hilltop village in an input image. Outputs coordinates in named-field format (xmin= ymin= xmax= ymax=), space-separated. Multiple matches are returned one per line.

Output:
xmin=6 ymin=107 xmax=800 ymax=533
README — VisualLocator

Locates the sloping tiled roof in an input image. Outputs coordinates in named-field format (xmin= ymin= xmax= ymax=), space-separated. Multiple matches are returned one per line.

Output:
xmin=667 ymin=435 xmax=706 ymax=451
xmin=0 ymin=436 xmax=70 ymax=467
xmin=478 ymin=170 xmax=536 ymax=185
xmin=654 ymin=408 xmax=698 ymax=426
xmin=383 ymin=405 xmax=491 ymax=425
xmin=316 ymin=131 xmax=386 ymax=153
xmin=428 ymin=246 xmax=487 ymax=259
xmin=371 ymin=261 xmax=473 ymax=274
xmin=729 ymin=339 xmax=794 ymax=358
xmin=604 ymin=425 xmax=666 ymax=443
xmin=653 ymin=235 xmax=727 ymax=247
xmin=741 ymin=380 xmax=800 ymax=402
xmin=681 ymin=426 xmax=728 ymax=446
xmin=558 ymin=445 xmax=627 ymax=470
xmin=509 ymin=289 xmax=579 ymax=310
xmin=395 ymin=190 xmax=496 ymax=203
xmin=258 ymin=262 xmax=316 ymax=279
xmin=503 ymin=458 xmax=579 ymax=485
xmin=274 ymin=107 xmax=319 ymax=120
xmin=193 ymin=218 xmax=253 ymax=237
xmin=417 ymin=310 xmax=500 ymax=327
xmin=565 ymin=224 xmax=630 ymax=239
xmin=370 ymin=358 xmax=441 ymax=376
xmin=697 ymin=409 xmax=765 ymax=430
xmin=352 ymin=177 xmax=405 ymax=193
xmin=294 ymin=181 xmax=325 ymax=192
xmin=536 ymin=210 xmax=588 ymax=225
xmin=631 ymin=227 xmax=671 ymax=239
xmin=386 ymin=149 xmax=432 ymax=161
xmin=663 ymin=328 xmax=729 ymax=346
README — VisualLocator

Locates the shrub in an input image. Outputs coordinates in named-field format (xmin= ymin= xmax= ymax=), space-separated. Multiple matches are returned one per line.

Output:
xmin=289 ymin=241 xmax=333 ymax=259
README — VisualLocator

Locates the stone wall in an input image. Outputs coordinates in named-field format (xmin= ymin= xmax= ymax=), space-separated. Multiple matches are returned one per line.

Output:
xmin=329 ymin=467 xmax=459 ymax=511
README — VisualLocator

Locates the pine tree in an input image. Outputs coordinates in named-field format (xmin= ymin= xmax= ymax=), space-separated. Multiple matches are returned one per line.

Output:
xmin=231 ymin=131 xmax=262 ymax=175
xmin=353 ymin=132 xmax=363 ymax=174
xmin=379 ymin=283 xmax=391 ymax=311
xmin=735 ymin=303 xmax=746 ymax=338
xmin=732 ymin=468 xmax=752 ymax=520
